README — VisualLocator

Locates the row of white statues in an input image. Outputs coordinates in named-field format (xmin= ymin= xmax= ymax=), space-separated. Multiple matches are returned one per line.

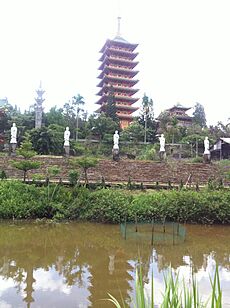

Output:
xmin=9 ymin=124 xmax=211 ymax=159
xmin=159 ymin=134 xmax=210 ymax=152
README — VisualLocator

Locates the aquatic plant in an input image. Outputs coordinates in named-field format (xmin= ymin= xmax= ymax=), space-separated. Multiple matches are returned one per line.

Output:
xmin=107 ymin=264 xmax=222 ymax=307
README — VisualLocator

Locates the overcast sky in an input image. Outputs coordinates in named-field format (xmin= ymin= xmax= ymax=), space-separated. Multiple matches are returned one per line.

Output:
xmin=0 ymin=0 xmax=230 ymax=125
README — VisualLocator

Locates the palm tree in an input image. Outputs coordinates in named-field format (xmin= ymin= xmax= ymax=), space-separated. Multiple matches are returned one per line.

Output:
xmin=72 ymin=94 xmax=85 ymax=141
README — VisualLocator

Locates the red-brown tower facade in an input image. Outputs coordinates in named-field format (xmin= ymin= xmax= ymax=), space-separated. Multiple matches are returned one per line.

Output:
xmin=96 ymin=17 xmax=139 ymax=129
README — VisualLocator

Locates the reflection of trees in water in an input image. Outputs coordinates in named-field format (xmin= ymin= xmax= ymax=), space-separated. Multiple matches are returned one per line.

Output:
xmin=0 ymin=222 xmax=152 ymax=307
xmin=153 ymin=224 xmax=230 ymax=273
xmin=0 ymin=222 xmax=229 ymax=307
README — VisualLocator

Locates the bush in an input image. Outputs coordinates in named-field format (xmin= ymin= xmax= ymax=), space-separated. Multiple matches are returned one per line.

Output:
xmin=0 ymin=181 xmax=230 ymax=224
xmin=79 ymin=189 xmax=132 ymax=223
xmin=0 ymin=181 xmax=72 ymax=219
xmin=71 ymin=142 xmax=85 ymax=156
xmin=191 ymin=156 xmax=203 ymax=163
xmin=68 ymin=170 xmax=80 ymax=186
xmin=137 ymin=144 xmax=159 ymax=161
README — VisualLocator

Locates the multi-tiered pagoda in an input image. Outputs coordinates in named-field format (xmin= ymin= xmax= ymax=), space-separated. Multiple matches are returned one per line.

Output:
xmin=96 ymin=17 xmax=139 ymax=129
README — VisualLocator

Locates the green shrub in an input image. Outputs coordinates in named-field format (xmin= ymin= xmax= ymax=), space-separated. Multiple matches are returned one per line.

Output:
xmin=0 ymin=170 xmax=7 ymax=180
xmin=79 ymin=189 xmax=132 ymax=223
xmin=0 ymin=181 xmax=230 ymax=224
xmin=12 ymin=161 xmax=41 ymax=182
xmin=0 ymin=181 xmax=72 ymax=219
xmin=68 ymin=170 xmax=80 ymax=186
xmin=191 ymin=156 xmax=203 ymax=163
xmin=71 ymin=157 xmax=99 ymax=184
xmin=71 ymin=142 xmax=85 ymax=156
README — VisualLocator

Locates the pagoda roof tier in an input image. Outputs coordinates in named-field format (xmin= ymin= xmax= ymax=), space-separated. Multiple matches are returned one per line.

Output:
xmin=98 ymin=56 xmax=138 ymax=70
xmin=100 ymin=39 xmax=138 ymax=53
xmin=116 ymin=112 xmax=134 ymax=120
xmin=97 ymin=104 xmax=138 ymax=113
xmin=99 ymin=48 xmax=138 ymax=61
xmin=174 ymin=115 xmax=193 ymax=121
xmin=97 ymin=75 xmax=139 ymax=87
xmin=167 ymin=105 xmax=191 ymax=112
xmin=96 ymin=94 xmax=139 ymax=105
xmin=95 ymin=106 xmax=136 ymax=119
xmin=98 ymin=66 xmax=138 ymax=78
xmin=116 ymin=104 xmax=139 ymax=112
xmin=96 ymin=85 xmax=139 ymax=96
xmin=100 ymin=47 xmax=138 ymax=61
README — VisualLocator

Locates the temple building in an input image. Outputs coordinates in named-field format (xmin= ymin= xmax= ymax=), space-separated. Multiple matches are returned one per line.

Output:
xmin=166 ymin=105 xmax=193 ymax=127
xmin=96 ymin=17 xmax=139 ymax=129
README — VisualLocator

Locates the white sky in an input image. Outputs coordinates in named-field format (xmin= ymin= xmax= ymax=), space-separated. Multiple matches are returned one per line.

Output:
xmin=0 ymin=0 xmax=230 ymax=125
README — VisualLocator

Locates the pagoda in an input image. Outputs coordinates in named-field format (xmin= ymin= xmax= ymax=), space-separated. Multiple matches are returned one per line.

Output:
xmin=166 ymin=105 xmax=193 ymax=127
xmin=96 ymin=17 xmax=139 ymax=129
xmin=34 ymin=81 xmax=45 ymax=129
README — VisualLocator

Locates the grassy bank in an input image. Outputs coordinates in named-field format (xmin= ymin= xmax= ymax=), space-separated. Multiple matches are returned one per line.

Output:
xmin=0 ymin=180 xmax=230 ymax=224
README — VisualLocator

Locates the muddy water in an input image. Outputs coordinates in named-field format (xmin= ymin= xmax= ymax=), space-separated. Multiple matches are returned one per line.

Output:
xmin=0 ymin=221 xmax=229 ymax=307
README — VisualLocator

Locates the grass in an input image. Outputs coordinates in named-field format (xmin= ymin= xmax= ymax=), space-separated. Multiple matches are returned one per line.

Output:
xmin=107 ymin=264 xmax=222 ymax=307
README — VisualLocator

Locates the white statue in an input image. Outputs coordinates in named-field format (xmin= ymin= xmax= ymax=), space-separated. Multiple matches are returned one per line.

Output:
xmin=159 ymin=134 xmax=165 ymax=152
xmin=113 ymin=130 xmax=119 ymax=150
xmin=204 ymin=136 xmax=210 ymax=155
xmin=64 ymin=127 xmax=70 ymax=147
xmin=10 ymin=123 xmax=17 ymax=144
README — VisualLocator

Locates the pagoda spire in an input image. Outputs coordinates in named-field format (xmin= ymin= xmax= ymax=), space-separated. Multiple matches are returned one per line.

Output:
xmin=117 ymin=16 xmax=121 ymax=36
xmin=34 ymin=81 xmax=45 ymax=129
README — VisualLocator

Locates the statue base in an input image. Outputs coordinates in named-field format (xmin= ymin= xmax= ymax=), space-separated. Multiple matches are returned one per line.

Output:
xmin=159 ymin=151 xmax=166 ymax=161
xmin=112 ymin=148 xmax=119 ymax=162
xmin=64 ymin=146 xmax=70 ymax=157
xmin=203 ymin=153 xmax=211 ymax=164
xmin=10 ymin=143 xmax=17 ymax=156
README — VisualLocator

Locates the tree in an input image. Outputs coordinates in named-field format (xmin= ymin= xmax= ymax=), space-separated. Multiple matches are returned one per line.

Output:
xmin=193 ymin=102 xmax=207 ymax=128
xmin=121 ymin=121 xmax=145 ymax=143
xmin=12 ymin=135 xmax=40 ymax=182
xmin=87 ymin=114 xmax=119 ymax=141
xmin=71 ymin=157 xmax=98 ymax=185
xmin=157 ymin=112 xmax=185 ymax=144
xmin=44 ymin=106 xmax=65 ymax=127
xmin=209 ymin=121 xmax=230 ymax=139
xmin=105 ymin=86 xmax=119 ymax=123
xmin=30 ymin=126 xmax=63 ymax=155
xmin=138 ymin=94 xmax=158 ymax=143
xmin=62 ymin=94 xmax=85 ymax=140
xmin=169 ymin=116 xmax=178 ymax=144
xmin=72 ymin=94 xmax=85 ymax=141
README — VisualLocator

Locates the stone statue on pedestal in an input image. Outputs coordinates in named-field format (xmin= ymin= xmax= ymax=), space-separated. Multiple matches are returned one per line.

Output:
xmin=204 ymin=137 xmax=210 ymax=154
xmin=203 ymin=136 xmax=211 ymax=163
xmin=112 ymin=130 xmax=119 ymax=161
xmin=64 ymin=127 xmax=70 ymax=157
xmin=159 ymin=134 xmax=166 ymax=161
xmin=10 ymin=123 xmax=17 ymax=155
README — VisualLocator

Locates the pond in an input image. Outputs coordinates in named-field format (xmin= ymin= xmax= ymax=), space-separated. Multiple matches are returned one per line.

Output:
xmin=0 ymin=221 xmax=229 ymax=307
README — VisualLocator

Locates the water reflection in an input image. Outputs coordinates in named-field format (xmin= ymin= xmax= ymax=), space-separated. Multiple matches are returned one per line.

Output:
xmin=0 ymin=222 xmax=229 ymax=307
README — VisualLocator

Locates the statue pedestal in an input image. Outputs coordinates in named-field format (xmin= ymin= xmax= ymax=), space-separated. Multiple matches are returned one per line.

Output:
xmin=10 ymin=143 xmax=17 ymax=156
xmin=112 ymin=148 xmax=119 ymax=162
xmin=159 ymin=151 xmax=166 ymax=161
xmin=203 ymin=153 xmax=211 ymax=163
xmin=64 ymin=146 xmax=70 ymax=157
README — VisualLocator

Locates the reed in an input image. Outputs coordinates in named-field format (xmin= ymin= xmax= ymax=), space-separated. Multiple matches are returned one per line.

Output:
xmin=107 ymin=264 xmax=222 ymax=307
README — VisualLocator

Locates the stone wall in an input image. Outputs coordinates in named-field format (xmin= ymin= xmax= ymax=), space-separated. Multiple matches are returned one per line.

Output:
xmin=0 ymin=155 xmax=225 ymax=186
